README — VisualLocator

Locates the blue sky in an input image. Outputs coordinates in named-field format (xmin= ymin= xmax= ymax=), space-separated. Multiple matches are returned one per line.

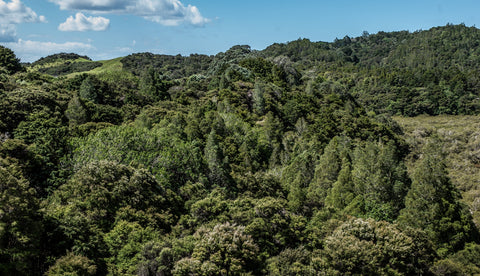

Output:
xmin=0 ymin=0 xmax=479 ymax=62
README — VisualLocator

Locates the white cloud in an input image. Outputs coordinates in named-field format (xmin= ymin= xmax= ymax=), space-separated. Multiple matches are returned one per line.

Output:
xmin=0 ymin=0 xmax=46 ymax=24
xmin=0 ymin=1 xmax=46 ymax=42
xmin=48 ymin=0 xmax=130 ymax=11
xmin=59 ymin=12 xmax=110 ymax=31
xmin=2 ymin=39 xmax=94 ymax=62
xmin=0 ymin=24 xmax=16 ymax=42
xmin=49 ymin=0 xmax=209 ymax=26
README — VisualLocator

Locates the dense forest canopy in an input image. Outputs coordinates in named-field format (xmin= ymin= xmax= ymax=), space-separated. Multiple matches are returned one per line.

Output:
xmin=1 ymin=24 xmax=480 ymax=275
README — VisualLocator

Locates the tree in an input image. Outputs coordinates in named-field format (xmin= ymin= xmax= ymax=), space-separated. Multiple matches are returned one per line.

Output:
xmin=319 ymin=218 xmax=435 ymax=275
xmin=104 ymin=221 xmax=160 ymax=275
xmin=281 ymin=151 xmax=317 ymax=212
xmin=325 ymin=158 xmax=355 ymax=210
xmin=245 ymin=197 xmax=306 ymax=257
xmin=44 ymin=161 xmax=174 ymax=263
xmin=137 ymin=236 xmax=196 ymax=276
xmin=65 ymin=96 xmax=88 ymax=126
xmin=398 ymin=139 xmax=479 ymax=255
xmin=69 ymin=125 xmax=205 ymax=192
xmin=252 ymin=80 xmax=266 ymax=115
xmin=0 ymin=161 xmax=42 ymax=275
xmin=348 ymin=141 xmax=410 ymax=221
xmin=173 ymin=222 xmax=259 ymax=275
xmin=306 ymin=136 xmax=350 ymax=209
xmin=139 ymin=67 xmax=171 ymax=102
xmin=45 ymin=252 xmax=96 ymax=276
xmin=204 ymin=129 xmax=232 ymax=187
xmin=0 ymin=46 xmax=22 ymax=74
xmin=14 ymin=109 xmax=68 ymax=194
xmin=79 ymin=76 xmax=98 ymax=103
xmin=266 ymin=246 xmax=314 ymax=276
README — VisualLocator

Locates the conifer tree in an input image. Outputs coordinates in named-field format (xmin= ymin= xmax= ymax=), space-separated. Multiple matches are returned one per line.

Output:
xmin=398 ymin=139 xmax=479 ymax=254
xmin=205 ymin=129 xmax=231 ymax=188
xmin=79 ymin=76 xmax=98 ymax=103
xmin=350 ymin=141 xmax=410 ymax=221
xmin=325 ymin=158 xmax=355 ymax=210
xmin=306 ymin=136 xmax=350 ymax=209
xmin=65 ymin=96 xmax=87 ymax=126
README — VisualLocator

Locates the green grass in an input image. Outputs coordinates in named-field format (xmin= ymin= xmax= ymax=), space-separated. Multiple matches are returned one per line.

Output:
xmin=91 ymin=57 xmax=124 ymax=73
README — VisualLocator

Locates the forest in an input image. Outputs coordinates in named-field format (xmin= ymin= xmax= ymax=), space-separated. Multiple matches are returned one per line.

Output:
xmin=1 ymin=23 xmax=480 ymax=275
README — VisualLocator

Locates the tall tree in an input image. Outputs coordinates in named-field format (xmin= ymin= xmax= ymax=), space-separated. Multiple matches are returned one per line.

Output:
xmin=398 ymin=139 xmax=479 ymax=255
xmin=65 ymin=96 xmax=88 ymax=126
xmin=0 ymin=161 xmax=42 ymax=275
xmin=79 ymin=76 xmax=98 ymax=103
xmin=139 ymin=67 xmax=171 ymax=102
xmin=306 ymin=136 xmax=350 ymax=209
xmin=0 ymin=46 xmax=22 ymax=74
xmin=349 ymin=141 xmax=410 ymax=221
xmin=204 ymin=129 xmax=232 ymax=188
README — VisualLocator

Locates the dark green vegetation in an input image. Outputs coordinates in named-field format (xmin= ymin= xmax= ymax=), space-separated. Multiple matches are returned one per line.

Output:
xmin=1 ymin=24 xmax=480 ymax=275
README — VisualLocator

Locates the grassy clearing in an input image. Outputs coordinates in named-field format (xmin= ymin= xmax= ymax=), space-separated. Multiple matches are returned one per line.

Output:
xmin=91 ymin=57 xmax=124 ymax=73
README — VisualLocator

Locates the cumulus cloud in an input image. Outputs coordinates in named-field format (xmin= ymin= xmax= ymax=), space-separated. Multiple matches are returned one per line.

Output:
xmin=49 ymin=0 xmax=209 ymax=26
xmin=0 ymin=24 xmax=16 ymax=42
xmin=0 ymin=0 xmax=46 ymax=24
xmin=2 ymin=39 xmax=94 ymax=62
xmin=59 ymin=12 xmax=110 ymax=31
xmin=0 ymin=1 xmax=46 ymax=42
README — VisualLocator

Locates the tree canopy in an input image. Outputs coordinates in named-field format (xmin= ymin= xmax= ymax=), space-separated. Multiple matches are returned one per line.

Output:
xmin=1 ymin=24 xmax=480 ymax=275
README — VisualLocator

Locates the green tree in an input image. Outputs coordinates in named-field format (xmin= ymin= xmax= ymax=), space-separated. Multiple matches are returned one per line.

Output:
xmin=65 ymin=96 xmax=88 ymax=126
xmin=319 ymin=218 xmax=435 ymax=275
xmin=349 ymin=141 xmax=410 ymax=221
xmin=306 ymin=136 xmax=350 ymax=209
xmin=204 ymin=129 xmax=232 ymax=187
xmin=253 ymin=80 xmax=266 ymax=115
xmin=281 ymin=151 xmax=317 ymax=213
xmin=44 ymin=161 xmax=174 ymax=263
xmin=137 ymin=236 xmax=196 ymax=276
xmin=14 ymin=109 xmax=68 ymax=194
xmin=79 ymin=75 xmax=98 ymax=103
xmin=173 ymin=222 xmax=259 ymax=275
xmin=266 ymin=246 xmax=314 ymax=276
xmin=0 ymin=46 xmax=22 ymax=74
xmin=398 ymin=139 xmax=479 ymax=255
xmin=69 ymin=125 xmax=205 ymax=191
xmin=325 ymin=158 xmax=355 ymax=210
xmin=139 ymin=67 xmax=171 ymax=102
xmin=0 ymin=161 xmax=42 ymax=275
xmin=104 ymin=221 xmax=160 ymax=275
xmin=245 ymin=197 xmax=306 ymax=257
xmin=46 ymin=252 xmax=96 ymax=276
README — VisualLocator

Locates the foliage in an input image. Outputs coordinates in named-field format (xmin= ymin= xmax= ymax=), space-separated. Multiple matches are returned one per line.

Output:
xmin=121 ymin=52 xmax=213 ymax=78
xmin=1 ymin=25 xmax=480 ymax=274
xmin=37 ymin=61 xmax=102 ymax=76
xmin=32 ymin=53 xmax=93 ymax=66
xmin=45 ymin=252 xmax=96 ymax=276
xmin=319 ymin=218 xmax=436 ymax=275
xmin=0 ymin=160 xmax=42 ymax=275
xmin=43 ymin=160 xmax=175 ymax=271
xmin=173 ymin=222 xmax=260 ymax=275
xmin=0 ymin=46 xmax=22 ymax=74
xmin=398 ymin=139 xmax=479 ymax=255
xmin=68 ymin=125 xmax=206 ymax=191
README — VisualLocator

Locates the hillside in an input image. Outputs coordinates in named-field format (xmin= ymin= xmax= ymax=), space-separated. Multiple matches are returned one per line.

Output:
xmin=395 ymin=115 xmax=480 ymax=227
xmin=1 ymin=24 xmax=480 ymax=275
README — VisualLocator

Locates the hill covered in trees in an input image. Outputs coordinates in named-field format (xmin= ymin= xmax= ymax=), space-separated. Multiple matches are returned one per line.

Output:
xmin=1 ymin=24 xmax=480 ymax=275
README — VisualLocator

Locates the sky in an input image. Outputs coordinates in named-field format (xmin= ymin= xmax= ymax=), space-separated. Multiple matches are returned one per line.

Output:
xmin=0 ymin=0 xmax=479 ymax=62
